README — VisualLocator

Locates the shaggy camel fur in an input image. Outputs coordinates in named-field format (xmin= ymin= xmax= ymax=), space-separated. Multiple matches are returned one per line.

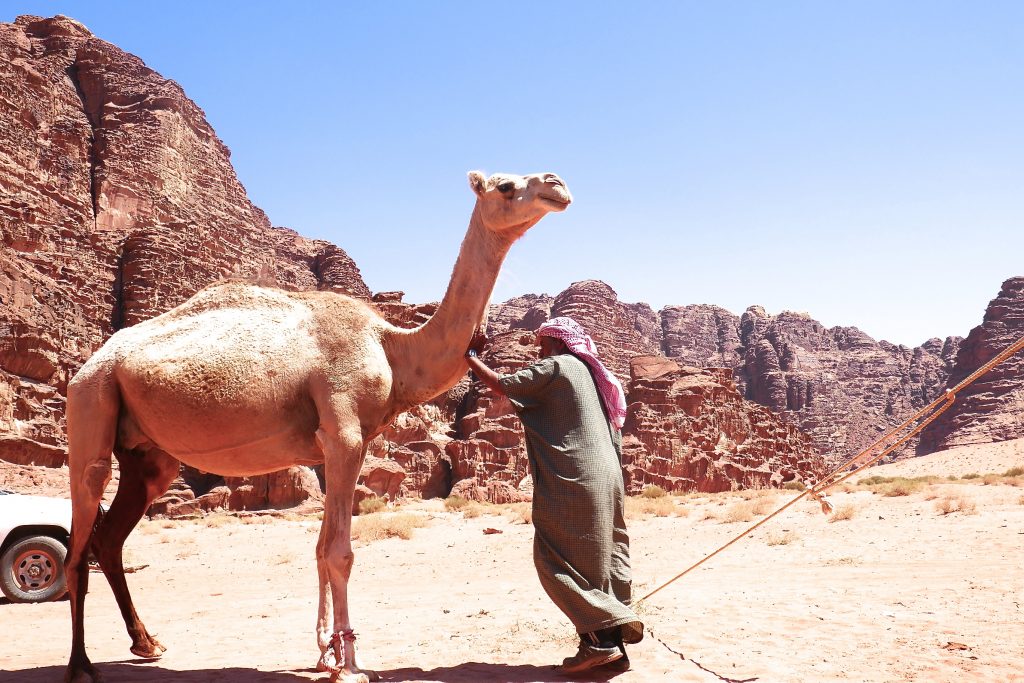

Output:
xmin=63 ymin=171 xmax=572 ymax=683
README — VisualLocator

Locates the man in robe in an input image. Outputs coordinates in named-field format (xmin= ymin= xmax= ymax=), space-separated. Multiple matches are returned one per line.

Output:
xmin=465 ymin=317 xmax=643 ymax=673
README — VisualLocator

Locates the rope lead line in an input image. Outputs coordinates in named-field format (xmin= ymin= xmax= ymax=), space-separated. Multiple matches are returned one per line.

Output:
xmin=636 ymin=331 xmax=1024 ymax=605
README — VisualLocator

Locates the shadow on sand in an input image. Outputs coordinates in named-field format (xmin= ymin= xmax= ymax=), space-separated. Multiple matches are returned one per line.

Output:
xmin=0 ymin=662 xmax=317 ymax=683
xmin=1 ymin=661 xmax=628 ymax=683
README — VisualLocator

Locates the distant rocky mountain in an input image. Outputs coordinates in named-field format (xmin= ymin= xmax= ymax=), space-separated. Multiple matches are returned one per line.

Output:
xmin=1 ymin=15 xmax=1020 ymax=513
xmin=488 ymin=280 xmax=966 ymax=461
xmin=919 ymin=277 xmax=1024 ymax=452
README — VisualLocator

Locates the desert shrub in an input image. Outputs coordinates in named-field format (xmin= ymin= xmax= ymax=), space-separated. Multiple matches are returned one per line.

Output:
xmin=241 ymin=514 xmax=274 ymax=524
xmin=625 ymin=496 xmax=677 ymax=519
xmin=444 ymin=495 xmax=471 ymax=511
xmin=1018 ymin=495 xmax=1024 ymax=506
xmin=961 ymin=472 xmax=981 ymax=480
xmin=766 ymin=530 xmax=797 ymax=546
xmin=203 ymin=513 xmax=239 ymax=528
xmin=462 ymin=503 xmax=485 ymax=519
xmin=352 ymin=513 xmax=428 ymax=541
xmin=641 ymin=485 xmax=668 ymax=499
xmin=981 ymin=474 xmax=1002 ymax=486
xmin=503 ymin=503 xmax=532 ymax=525
xmin=722 ymin=501 xmax=755 ymax=524
xmin=1003 ymin=467 xmax=1024 ymax=477
xmin=863 ymin=477 xmax=928 ymax=497
xmin=358 ymin=497 xmax=386 ymax=515
xmin=828 ymin=503 xmax=858 ymax=523
xmin=935 ymin=495 xmax=977 ymax=515
xmin=782 ymin=480 xmax=806 ymax=491
xmin=751 ymin=495 xmax=777 ymax=516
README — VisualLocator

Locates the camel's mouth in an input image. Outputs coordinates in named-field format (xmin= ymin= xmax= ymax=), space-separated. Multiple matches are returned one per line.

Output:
xmin=538 ymin=190 xmax=572 ymax=211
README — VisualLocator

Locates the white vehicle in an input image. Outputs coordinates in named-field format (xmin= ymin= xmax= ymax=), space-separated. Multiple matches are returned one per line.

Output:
xmin=0 ymin=489 xmax=72 ymax=603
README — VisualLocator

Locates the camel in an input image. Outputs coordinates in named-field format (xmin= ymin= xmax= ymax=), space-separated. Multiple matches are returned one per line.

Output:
xmin=63 ymin=170 xmax=572 ymax=683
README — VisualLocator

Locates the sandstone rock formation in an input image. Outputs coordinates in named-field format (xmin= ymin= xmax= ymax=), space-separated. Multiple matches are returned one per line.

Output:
xmin=623 ymin=356 xmax=825 ymax=492
xmin=490 ymin=282 xmax=963 ymax=463
xmin=919 ymin=277 xmax=1024 ymax=451
xmin=0 ymin=15 xmax=367 ymax=512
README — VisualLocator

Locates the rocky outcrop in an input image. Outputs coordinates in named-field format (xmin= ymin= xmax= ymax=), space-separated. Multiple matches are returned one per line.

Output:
xmin=658 ymin=304 xmax=962 ymax=461
xmin=623 ymin=357 xmax=825 ymax=493
xmin=919 ymin=277 xmax=1024 ymax=451
xmin=446 ymin=331 xmax=538 ymax=503
xmin=0 ymin=15 xmax=367 ymax=512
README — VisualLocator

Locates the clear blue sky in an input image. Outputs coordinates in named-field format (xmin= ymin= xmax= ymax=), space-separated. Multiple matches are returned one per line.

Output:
xmin=10 ymin=2 xmax=1024 ymax=346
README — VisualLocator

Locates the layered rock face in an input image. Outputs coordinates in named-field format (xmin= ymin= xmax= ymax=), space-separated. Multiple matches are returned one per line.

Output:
xmin=0 ymin=16 xmax=367 ymax=507
xmin=623 ymin=357 xmax=825 ymax=492
xmin=491 ymin=282 xmax=963 ymax=463
xmin=919 ymin=277 xmax=1024 ymax=451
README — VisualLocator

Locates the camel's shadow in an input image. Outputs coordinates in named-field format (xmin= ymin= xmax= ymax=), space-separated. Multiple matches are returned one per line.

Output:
xmin=0 ymin=662 xmax=315 ymax=683
xmin=0 ymin=661 xmax=625 ymax=683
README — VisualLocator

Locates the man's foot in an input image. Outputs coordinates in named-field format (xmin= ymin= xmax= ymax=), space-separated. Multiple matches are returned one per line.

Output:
xmin=600 ymin=653 xmax=630 ymax=672
xmin=558 ymin=642 xmax=623 ymax=674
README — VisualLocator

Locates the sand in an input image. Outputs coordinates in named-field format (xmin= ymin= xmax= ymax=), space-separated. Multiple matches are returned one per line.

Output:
xmin=1 ymin=440 xmax=1022 ymax=682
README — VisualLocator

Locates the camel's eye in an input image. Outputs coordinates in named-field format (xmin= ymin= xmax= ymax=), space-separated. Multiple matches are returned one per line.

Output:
xmin=497 ymin=181 xmax=515 ymax=195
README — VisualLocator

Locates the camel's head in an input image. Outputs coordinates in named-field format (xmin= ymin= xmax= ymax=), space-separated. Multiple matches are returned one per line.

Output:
xmin=468 ymin=171 xmax=572 ymax=238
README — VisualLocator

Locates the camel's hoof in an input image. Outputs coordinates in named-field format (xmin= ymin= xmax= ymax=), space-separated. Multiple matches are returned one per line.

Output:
xmin=130 ymin=638 xmax=166 ymax=659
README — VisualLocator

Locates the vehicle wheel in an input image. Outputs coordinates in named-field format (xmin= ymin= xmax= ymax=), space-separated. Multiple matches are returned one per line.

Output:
xmin=0 ymin=535 xmax=68 ymax=603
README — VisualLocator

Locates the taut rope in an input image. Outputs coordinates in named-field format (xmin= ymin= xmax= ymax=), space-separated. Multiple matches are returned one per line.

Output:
xmin=636 ymin=330 xmax=1024 ymax=605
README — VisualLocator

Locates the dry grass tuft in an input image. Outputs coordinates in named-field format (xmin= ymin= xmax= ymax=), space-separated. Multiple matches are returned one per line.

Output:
xmin=444 ymin=495 xmax=471 ymax=512
xmin=765 ymin=530 xmax=797 ymax=546
xmin=828 ymin=503 xmax=859 ymax=523
xmin=503 ymin=502 xmax=532 ymax=525
xmin=722 ymin=501 xmax=756 ymax=524
xmin=204 ymin=513 xmax=239 ymax=528
xmin=935 ymin=495 xmax=978 ymax=515
xmin=358 ymin=497 xmax=386 ymax=516
xmin=782 ymin=480 xmax=806 ymax=491
xmin=625 ymin=496 xmax=678 ymax=519
xmin=351 ymin=513 xmax=428 ymax=541
xmin=751 ymin=495 xmax=777 ymax=516
xmin=1003 ymin=466 xmax=1024 ymax=478
xmin=160 ymin=520 xmax=176 ymax=529
xmin=981 ymin=474 xmax=1002 ymax=486
xmin=1018 ymin=494 xmax=1024 ymax=506
xmin=641 ymin=485 xmax=669 ymax=499
xmin=241 ymin=514 xmax=274 ymax=525
xmin=462 ymin=503 xmax=486 ymax=519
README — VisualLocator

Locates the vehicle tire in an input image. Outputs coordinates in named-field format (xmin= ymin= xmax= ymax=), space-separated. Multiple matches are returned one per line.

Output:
xmin=0 ymin=535 xmax=68 ymax=603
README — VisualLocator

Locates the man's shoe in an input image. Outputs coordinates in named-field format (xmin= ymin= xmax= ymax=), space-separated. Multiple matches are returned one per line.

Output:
xmin=600 ymin=653 xmax=630 ymax=672
xmin=558 ymin=642 xmax=623 ymax=674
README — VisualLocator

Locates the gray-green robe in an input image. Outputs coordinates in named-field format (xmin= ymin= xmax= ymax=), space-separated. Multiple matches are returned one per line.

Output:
xmin=499 ymin=353 xmax=643 ymax=643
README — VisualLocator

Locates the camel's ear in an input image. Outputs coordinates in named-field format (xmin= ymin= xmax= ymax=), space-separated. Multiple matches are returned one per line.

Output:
xmin=468 ymin=170 xmax=487 ymax=197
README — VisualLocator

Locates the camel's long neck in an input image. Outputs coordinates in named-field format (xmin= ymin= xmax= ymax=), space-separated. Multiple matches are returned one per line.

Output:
xmin=386 ymin=207 xmax=513 ymax=408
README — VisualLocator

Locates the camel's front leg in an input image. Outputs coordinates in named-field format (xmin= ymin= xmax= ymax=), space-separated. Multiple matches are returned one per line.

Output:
xmin=313 ymin=420 xmax=379 ymax=683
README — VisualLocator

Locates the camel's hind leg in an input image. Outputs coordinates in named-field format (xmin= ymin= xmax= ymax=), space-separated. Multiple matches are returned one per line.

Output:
xmin=92 ymin=446 xmax=179 ymax=659
xmin=64 ymin=371 xmax=118 ymax=683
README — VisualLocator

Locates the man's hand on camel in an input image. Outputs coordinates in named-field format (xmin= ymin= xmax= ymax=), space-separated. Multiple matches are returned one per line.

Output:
xmin=466 ymin=328 xmax=489 ymax=357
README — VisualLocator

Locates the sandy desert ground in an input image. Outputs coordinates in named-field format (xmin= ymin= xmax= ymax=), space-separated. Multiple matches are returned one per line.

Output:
xmin=1 ymin=439 xmax=1022 ymax=683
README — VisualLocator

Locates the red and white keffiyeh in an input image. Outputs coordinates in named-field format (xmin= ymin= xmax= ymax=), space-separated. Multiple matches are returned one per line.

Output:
xmin=537 ymin=316 xmax=627 ymax=430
